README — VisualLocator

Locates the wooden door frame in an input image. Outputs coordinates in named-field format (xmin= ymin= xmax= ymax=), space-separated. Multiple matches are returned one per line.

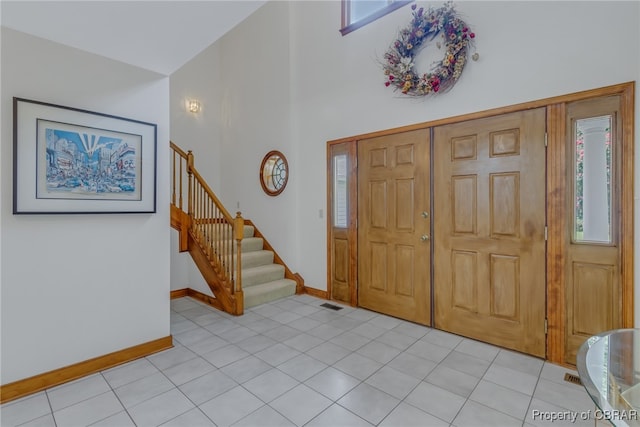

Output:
xmin=546 ymin=83 xmax=635 ymax=364
xmin=326 ymin=81 xmax=635 ymax=362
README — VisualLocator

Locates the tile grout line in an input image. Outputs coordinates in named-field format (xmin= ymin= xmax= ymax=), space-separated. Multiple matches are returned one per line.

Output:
xmin=44 ymin=389 xmax=58 ymax=427
xmin=7 ymin=296 xmax=593 ymax=427
xmin=244 ymin=298 xmax=376 ymax=426
xmin=94 ymin=371 xmax=135 ymax=426
xmin=172 ymin=300 xmax=310 ymax=426
xmin=160 ymin=319 xmax=243 ymax=425
xmin=521 ymin=358 xmax=547 ymax=427
xmin=360 ymin=330 xmax=438 ymax=425
xmin=451 ymin=348 xmax=524 ymax=424
xmin=175 ymin=296 xmax=546 ymax=427
xmin=105 ymin=320 xmax=215 ymax=427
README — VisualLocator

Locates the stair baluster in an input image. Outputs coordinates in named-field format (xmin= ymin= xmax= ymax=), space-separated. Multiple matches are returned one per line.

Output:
xmin=170 ymin=142 xmax=244 ymax=315
xmin=171 ymin=141 xmax=303 ymax=314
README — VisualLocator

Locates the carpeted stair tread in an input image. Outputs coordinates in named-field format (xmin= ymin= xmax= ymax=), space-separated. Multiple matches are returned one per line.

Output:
xmin=241 ymin=250 xmax=274 ymax=269
xmin=239 ymin=237 xmax=264 ymax=252
xmin=205 ymin=236 xmax=263 ymax=252
xmin=244 ymin=279 xmax=297 ymax=308
xmin=238 ymin=226 xmax=295 ymax=307
xmin=242 ymin=264 xmax=285 ymax=287
xmin=242 ymin=225 xmax=255 ymax=238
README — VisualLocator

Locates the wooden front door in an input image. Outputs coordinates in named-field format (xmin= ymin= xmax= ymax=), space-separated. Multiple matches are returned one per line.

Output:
xmin=433 ymin=109 xmax=547 ymax=357
xmin=358 ymin=129 xmax=431 ymax=326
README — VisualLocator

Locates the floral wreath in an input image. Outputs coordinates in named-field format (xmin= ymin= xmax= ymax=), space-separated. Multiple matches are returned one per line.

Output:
xmin=383 ymin=1 xmax=476 ymax=96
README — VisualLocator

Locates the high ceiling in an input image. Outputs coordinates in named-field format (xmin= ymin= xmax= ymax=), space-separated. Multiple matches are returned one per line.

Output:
xmin=1 ymin=1 xmax=267 ymax=75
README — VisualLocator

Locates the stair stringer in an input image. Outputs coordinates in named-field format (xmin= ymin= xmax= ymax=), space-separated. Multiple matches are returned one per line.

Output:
xmin=170 ymin=205 xmax=189 ymax=252
xmin=187 ymin=230 xmax=243 ymax=315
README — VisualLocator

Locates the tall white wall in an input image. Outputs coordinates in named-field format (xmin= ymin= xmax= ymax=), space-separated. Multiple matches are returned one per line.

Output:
xmin=170 ymin=1 xmax=639 ymax=325
xmin=170 ymin=2 xmax=295 ymax=295
xmin=170 ymin=41 xmax=225 ymax=294
xmin=0 ymin=28 xmax=171 ymax=384
xmin=217 ymin=0 xmax=294 ymax=261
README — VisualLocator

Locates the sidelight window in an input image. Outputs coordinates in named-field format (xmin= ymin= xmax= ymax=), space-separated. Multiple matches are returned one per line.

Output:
xmin=333 ymin=154 xmax=348 ymax=228
xmin=573 ymin=115 xmax=614 ymax=244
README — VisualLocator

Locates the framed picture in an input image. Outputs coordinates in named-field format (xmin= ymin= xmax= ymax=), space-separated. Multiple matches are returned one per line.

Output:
xmin=13 ymin=97 xmax=157 ymax=214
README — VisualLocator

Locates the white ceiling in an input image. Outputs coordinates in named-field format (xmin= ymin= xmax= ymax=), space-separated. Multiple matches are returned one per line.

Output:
xmin=0 ymin=0 xmax=267 ymax=75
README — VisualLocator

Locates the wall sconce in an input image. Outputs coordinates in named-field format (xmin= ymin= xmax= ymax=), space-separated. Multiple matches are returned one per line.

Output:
xmin=187 ymin=99 xmax=201 ymax=113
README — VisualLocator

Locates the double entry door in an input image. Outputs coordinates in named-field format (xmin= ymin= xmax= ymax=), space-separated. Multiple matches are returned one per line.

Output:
xmin=329 ymin=109 xmax=547 ymax=356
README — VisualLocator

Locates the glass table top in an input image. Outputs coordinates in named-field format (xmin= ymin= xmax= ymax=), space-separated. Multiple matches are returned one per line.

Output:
xmin=577 ymin=329 xmax=640 ymax=427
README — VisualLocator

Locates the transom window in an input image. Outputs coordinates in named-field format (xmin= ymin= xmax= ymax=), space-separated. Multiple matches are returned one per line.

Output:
xmin=340 ymin=0 xmax=412 ymax=36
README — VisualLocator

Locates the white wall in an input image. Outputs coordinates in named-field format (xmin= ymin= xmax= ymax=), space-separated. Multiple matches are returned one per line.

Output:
xmin=169 ymin=40 xmax=225 ymax=294
xmin=170 ymin=1 xmax=639 ymax=325
xmin=170 ymin=1 xmax=296 ymax=295
xmin=0 ymin=28 xmax=171 ymax=384
xmin=217 ymin=0 xmax=294 ymax=257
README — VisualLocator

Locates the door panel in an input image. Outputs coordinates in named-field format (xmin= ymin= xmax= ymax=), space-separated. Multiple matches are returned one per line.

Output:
xmin=564 ymin=96 xmax=622 ymax=364
xmin=328 ymin=142 xmax=357 ymax=305
xmin=331 ymin=236 xmax=350 ymax=302
xmin=434 ymin=109 xmax=546 ymax=357
xmin=358 ymin=129 xmax=431 ymax=325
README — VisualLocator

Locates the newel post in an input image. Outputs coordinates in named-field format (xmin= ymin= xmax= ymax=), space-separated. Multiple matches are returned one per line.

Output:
xmin=234 ymin=211 xmax=244 ymax=315
xmin=186 ymin=150 xmax=194 ymax=217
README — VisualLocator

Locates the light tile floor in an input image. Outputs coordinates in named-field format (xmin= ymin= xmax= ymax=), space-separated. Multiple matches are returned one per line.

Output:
xmin=2 ymin=295 xmax=598 ymax=427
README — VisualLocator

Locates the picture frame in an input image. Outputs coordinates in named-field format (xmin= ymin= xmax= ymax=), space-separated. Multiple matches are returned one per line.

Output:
xmin=13 ymin=97 xmax=157 ymax=214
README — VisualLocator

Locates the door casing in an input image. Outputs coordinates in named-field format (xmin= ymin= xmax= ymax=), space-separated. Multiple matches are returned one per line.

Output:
xmin=326 ymin=81 xmax=635 ymax=364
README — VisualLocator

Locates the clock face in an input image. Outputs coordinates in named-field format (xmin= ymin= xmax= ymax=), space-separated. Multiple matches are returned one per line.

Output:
xmin=260 ymin=151 xmax=288 ymax=196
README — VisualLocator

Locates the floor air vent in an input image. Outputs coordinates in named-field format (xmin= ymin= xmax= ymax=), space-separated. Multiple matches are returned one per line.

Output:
xmin=320 ymin=303 xmax=343 ymax=311
xmin=564 ymin=373 xmax=583 ymax=386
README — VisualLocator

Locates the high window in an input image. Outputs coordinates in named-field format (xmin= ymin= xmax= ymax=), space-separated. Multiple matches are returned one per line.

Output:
xmin=341 ymin=0 xmax=412 ymax=36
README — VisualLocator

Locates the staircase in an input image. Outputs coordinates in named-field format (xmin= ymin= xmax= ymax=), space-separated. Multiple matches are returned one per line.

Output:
xmin=240 ymin=224 xmax=297 ymax=308
xmin=170 ymin=142 xmax=303 ymax=315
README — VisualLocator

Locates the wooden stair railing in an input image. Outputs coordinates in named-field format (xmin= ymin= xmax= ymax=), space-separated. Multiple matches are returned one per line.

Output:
xmin=170 ymin=141 xmax=244 ymax=315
